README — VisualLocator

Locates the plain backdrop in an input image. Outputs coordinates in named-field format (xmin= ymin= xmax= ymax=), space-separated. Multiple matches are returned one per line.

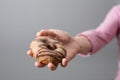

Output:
xmin=0 ymin=0 xmax=119 ymax=80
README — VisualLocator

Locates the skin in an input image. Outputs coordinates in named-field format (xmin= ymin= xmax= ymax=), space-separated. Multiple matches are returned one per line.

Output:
xmin=27 ymin=29 xmax=91 ymax=70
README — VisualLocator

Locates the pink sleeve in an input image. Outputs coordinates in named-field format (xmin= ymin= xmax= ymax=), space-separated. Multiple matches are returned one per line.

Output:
xmin=78 ymin=5 xmax=119 ymax=56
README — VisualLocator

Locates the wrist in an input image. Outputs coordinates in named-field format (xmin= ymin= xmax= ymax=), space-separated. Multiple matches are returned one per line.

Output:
xmin=74 ymin=35 xmax=92 ymax=53
xmin=72 ymin=37 xmax=81 ymax=54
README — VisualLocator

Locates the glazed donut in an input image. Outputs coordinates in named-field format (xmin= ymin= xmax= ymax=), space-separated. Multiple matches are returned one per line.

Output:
xmin=30 ymin=36 xmax=66 ymax=66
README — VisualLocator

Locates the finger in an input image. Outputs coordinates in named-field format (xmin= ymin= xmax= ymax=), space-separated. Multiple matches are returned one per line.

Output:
xmin=35 ymin=61 xmax=46 ymax=67
xmin=27 ymin=50 xmax=33 ymax=57
xmin=61 ymin=58 xmax=68 ymax=67
xmin=48 ymin=63 xmax=57 ymax=71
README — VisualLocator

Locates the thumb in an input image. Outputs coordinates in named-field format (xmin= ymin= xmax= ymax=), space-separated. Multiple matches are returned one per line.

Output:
xmin=36 ymin=29 xmax=57 ymax=38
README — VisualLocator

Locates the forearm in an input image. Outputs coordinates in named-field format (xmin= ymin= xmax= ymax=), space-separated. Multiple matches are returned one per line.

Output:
xmin=74 ymin=6 xmax=119 ymax=55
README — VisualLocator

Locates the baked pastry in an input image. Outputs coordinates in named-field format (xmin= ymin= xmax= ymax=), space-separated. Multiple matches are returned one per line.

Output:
xmin=30 ymin=36 xmax=66 ymax=66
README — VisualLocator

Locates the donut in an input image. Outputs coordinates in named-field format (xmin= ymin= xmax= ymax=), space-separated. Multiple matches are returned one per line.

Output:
xmin=30 ymin=36 xmax=66 ymax=66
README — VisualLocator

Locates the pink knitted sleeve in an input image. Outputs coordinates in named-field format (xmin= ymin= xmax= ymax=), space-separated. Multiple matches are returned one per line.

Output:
xmin=78 ymin=5 xmax=119 ymax=56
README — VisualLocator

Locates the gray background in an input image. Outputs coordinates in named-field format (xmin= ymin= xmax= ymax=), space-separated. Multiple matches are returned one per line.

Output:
xmin=0 ymin=0 xmax=119 ymax=80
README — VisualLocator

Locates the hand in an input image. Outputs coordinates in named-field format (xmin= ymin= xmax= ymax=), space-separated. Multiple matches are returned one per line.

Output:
xmin=27 ymin=29 xmax=80 ymax=70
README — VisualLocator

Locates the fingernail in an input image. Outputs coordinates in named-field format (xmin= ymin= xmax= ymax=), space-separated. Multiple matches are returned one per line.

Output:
xmin=48 ymin=63 xmax=56 ymax=71
xmin=36 ymin=32 xmax=40 ymax=36
xmin=35 ymin=62 xmax=39 ymax=67
xmin=27 ymin=50 xmax=33 ymax=57
xmin=62 ymin=58 xmax=68 ymax=67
